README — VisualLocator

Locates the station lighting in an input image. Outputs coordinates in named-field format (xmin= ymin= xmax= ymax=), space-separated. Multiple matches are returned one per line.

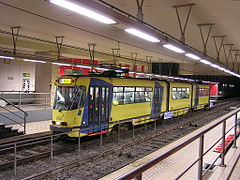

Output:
xmin=125 ymin=28 xmax=160 ymax=43
xmin=52 ymin=62 xmax=71 ymax=66
xmin=185 ymin=53 xmax=201 ymax=60
xmin=22 ymin=59 xmax=46 ymax=63
xmin=115 ymin=70 xmax=123 ymax=73
xmin=49 ymin=0 xmax=116 ymax=24
xmin=163 ymin=44 xmax=185 ymax=53
xmin=76 ymin=65 xmax=91 ymax=69
xmin=210 ymin=64 xmax=221 ymax=69
xmin=95 ymin=67 xmax=109 ymax=71
xmin=146 ymin=74 xmax=154 ymax=76
xmin=200 ymin=59 xmax=212 ymax=65
xmin=0 ymin=55 xmax=15 ymax=59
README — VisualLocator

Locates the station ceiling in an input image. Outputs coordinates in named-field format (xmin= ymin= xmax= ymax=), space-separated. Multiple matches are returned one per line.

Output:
xmin=0 ymin=0 xmax=240 ymax=76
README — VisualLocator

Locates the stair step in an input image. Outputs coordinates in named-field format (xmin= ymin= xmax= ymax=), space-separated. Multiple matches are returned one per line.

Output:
xmin=0 ymin=125 xmax=24 ymax=139
xmin=0 ymin=126 xmax=12 ymax=133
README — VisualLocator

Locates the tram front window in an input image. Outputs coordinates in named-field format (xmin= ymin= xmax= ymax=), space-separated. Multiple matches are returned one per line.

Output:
xmin=54 ymin=86 xmax=85 ymax=110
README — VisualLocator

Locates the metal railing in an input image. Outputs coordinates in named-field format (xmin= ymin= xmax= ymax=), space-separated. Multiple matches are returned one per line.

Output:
xmin=0 ymin=97 xmax=28 ymax=134
xmin=0 ymin=91 xmax=52 ymax=109
xmin=116 ymin=107 xmax=240 ymax=180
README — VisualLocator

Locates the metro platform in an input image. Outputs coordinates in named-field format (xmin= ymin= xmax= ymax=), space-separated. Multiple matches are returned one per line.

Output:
xmin=3 ymin=109 xmax=240 ymax=180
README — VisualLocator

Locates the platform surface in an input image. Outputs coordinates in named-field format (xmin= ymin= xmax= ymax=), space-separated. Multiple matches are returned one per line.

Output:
xmin=11 ymin=120 xmax=51 ymax=134
xmin=100 ymin=112 xmax=240 ymax=180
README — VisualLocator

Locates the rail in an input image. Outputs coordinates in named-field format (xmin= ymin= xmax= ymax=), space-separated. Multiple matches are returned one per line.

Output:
xmin=0 ymin=97 xmax=28 ymax=134
xmin=0 ymin=91 xmax=52 ymax=109
xmin=116 ymin=107 xmax=240 ymax=180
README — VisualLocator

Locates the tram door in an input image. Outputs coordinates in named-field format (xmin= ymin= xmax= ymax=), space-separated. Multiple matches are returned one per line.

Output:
xmin=152 ymin=83 xmax=163 ymax=118
xmin=88 ymin=86 xmax=110 ymax=133
xmin=194 ymin=85 xmax=199 ymax=107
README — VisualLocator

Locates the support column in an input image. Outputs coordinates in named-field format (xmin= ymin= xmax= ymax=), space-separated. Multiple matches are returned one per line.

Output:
xmin=146 ymin=56 xmax=152 ymax=73
xmin=230 ymin=49 xmax=239 ymax=71
xmin=88 ymin=43 xmax=96 ymax=71
xmin=55 ymin=36 xmax=64 ymax=60
xmin=212 ymin=35 xmax=226 ymax=62
xmin=172 ymin=3 xmax=195 ymax=43
xmin=136 ymin=0 xmax=144 ymax=21
xmin=112 ymin=48 xmax=120 ymax=65
xmin=223 ymin=44 xmax=234 ymax=66
xmin=197 ymin=23 xmax=214 ymax=55
xmin=11 ymin=26 xmax=21 ymax=55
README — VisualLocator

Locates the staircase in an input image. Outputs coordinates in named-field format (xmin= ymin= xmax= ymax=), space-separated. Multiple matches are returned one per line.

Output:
xmin=0 ymin=97 xmax=28 ymax=139
xmin=0 ymin=123 xmax=24 ymax=138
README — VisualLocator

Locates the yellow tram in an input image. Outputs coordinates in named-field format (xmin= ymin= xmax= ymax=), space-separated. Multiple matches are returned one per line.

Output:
xmin=50 ymin=75 xmax=210 ymax=137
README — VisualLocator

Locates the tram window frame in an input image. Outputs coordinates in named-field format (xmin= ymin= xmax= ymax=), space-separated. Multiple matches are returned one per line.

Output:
xmin=172 ymin=87 xmax=190 ymax=100
xmin=112 ymin=86 xmax=153 ymax=105
xmin=199 ymin=88 xmax=209 ymax=97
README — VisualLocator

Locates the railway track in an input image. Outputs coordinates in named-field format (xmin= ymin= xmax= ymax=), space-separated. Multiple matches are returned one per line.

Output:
xmin=0 ymin=100 xmax=237 ymax=180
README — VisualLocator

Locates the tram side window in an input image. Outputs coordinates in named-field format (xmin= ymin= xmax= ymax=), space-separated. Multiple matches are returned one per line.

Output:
xmin=172 ymin=87 xmax=190 ymax=99
xmin=145 ymin=87 xmax=152 ymax=102
xmin=199 ymin=88 xmax=209 ymax=97
xmin=124 ymin=87 xmax=135 ymax=104
xmin=113 ymin=86 xmax=152 ymax=105
xmin=113 ymin=86 xmax=124 ymax=105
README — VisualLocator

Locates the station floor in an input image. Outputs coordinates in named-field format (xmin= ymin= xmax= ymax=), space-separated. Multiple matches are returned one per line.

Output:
xmin=11 ymin=120 xmax=51 ymax=134
xmin=8 ymin=112 xmax=240 ymax=180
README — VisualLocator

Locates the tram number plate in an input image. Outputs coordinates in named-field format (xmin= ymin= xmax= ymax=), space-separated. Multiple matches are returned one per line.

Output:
xmin=164 ymin=111 xmax=173 ymax=119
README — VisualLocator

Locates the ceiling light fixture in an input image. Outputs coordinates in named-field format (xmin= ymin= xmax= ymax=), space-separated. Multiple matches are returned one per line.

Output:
xmin=0 ymin=55 xmax=15 ymax=59
xmin=49 ymin=0 xmax=116 ymax=24
xmin=22 ymin=59 xmax=46 ymax=63
xmin=76 ymin=65 xmax=91 ymax=69
xmin=200 ymin=59 xmax=212 ymax=65
xmin=95 ymin=67 xmax=109 ymax=71
xmin=185 ymin=53 xmax=201 ymax=60
xmin=52 ymin=62 xmax=71 ymax=66
xmin=146 ymin=74 xmax=154 ymax=76
xmin=125 ymin=28 xmax=160 ymax=43
xmin=163 ymin=44 xmax=185 ymax=53
xmin=210 ymin=64 xmax=220 ymax=69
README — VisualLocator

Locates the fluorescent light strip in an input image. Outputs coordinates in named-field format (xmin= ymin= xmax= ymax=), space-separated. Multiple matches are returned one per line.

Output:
xmin=210 ymin=64 xmax=220 ymax=69
xmin=76 ymin=65 xmax=91 ymax=69
xmin=163 ymin=44 xmax=185 ymax=53
xmin=22 ymin=59 xmax=46 ymax=63
xmin=95 ymin=67 xmax=109 ymax=71
xmin=125 ymin=28 xmax=160 ymax=43
xmin=200 ymin=59 xmax=212 ymax=65
xmin=146 ymin=74 xmax=153 ymax=76
xmin=52 ymin=62 xmax=71 ymax=66
xmin=0 ymin=55 xmax=15 ymax=59
xmin=50 ymin=0 xmax=116 ymax=24
xmin=115 ymin=70 xmax=123 ymax=73
xmin=185 ymin=53 xmax=201 ymax=60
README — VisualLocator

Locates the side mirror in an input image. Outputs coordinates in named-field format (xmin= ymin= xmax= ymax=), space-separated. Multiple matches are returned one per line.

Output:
xmin=0 ymin=99 xmax=7 ymax=107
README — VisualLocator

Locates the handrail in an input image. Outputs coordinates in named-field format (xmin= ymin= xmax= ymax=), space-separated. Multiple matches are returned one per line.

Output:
xmin=0 ymin=97 xmax=28 ymax=115
xmin=0 ymin=96 xmax=28 ymax=134
xmin=116 ymin=107 xmax=240 ymax=180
